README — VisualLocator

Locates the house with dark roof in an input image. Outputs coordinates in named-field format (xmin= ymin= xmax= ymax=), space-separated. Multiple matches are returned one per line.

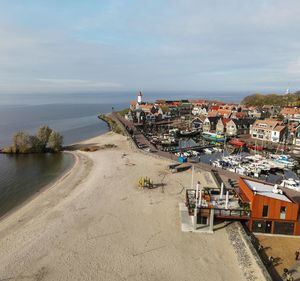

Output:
xmin=191 ymin=117 xmax=205 ymax=131
xmin=202 ymin=117 xmax=220 ymax=132
xmin=178 ymin=101 xmax=192 ymax=116
xmin=226 ymin=118 xmax=255 ymax=136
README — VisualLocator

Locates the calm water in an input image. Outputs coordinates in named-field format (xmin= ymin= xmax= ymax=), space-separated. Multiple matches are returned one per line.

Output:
xmin=0 ymin=102 xmax=127 ymax=146
xmin=0 ymin=153 xmax=74 ymax=217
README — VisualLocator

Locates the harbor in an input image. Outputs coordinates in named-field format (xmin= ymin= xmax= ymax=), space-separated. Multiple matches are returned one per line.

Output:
xmin=117 ymin=92 xmax=300 ymax=196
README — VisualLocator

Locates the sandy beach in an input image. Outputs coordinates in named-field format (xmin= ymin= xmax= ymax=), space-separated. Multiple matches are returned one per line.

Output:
xmin=0 ymin=132 xmax=265 ymax=281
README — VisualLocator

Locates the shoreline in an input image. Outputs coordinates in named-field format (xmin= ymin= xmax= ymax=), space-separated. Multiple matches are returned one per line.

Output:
xmin=0 ymin=151 xmax=77 ymax=223
xmin=0 ymin=114 xmax=112 ymax=223
xmin=0 ymin=129 xmax=118 ymax=223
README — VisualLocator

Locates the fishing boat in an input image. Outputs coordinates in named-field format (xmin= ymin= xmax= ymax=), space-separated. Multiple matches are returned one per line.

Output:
xmin=202 ymin=132 xmax=225 ymax=142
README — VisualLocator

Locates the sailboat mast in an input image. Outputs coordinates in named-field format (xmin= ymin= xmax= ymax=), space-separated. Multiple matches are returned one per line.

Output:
xmin=223 ymin=134 xmax=226 ymax=157
xmin=191 ymin=165 xmax=194 ymax=189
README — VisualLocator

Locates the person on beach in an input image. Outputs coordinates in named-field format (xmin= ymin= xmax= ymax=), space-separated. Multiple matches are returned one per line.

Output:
xmin=295 ymin=250 xmax=300 ymax=260
xmin=283 ymin=268 xmax=294 ymax=281
xmin=268 ymin=256 xmax=274 ymax=266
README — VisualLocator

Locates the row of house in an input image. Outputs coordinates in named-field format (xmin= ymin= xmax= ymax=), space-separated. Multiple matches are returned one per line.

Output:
xmin=126 ymin=92 xmax=300 ymax=144
xmin=190 ymin=117 xmax=255 ymax=136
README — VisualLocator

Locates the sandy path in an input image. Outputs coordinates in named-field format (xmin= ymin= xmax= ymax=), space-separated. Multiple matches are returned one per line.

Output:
xmin=0 ymin=132 xmax=262 ymax=281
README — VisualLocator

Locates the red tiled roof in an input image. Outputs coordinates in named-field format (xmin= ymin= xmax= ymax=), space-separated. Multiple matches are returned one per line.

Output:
xmin=190 ymin=99 xmax=206 ymax=104
xmin=252 ymin=119 xmax=281 ymax=130
xmin=281 ymin=107 xmax=300 ymax=116
xmin=210 ymin=105 xmax=220 ymax=111
xmin=207 ymin=111 xmax=219 ymax=117
xmin=217 ymin=109 xmax=232 ymax=117
xmin=140 ymin=104 xmax=154 ymax=109
xmin=273 ymin=125 xmax=286 ymax=132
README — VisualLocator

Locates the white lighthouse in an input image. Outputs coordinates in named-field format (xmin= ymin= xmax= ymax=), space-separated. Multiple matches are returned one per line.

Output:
xmin=137 ymin=91 xmax=142 ymax=104
xmin=135 ymin=91 xmax=143 ymax=109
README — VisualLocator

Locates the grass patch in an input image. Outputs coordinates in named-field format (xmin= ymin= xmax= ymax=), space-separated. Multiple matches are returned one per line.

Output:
xmin=79 ymin=144 xmax=118 ymax=152
xmin=100 ymin=144 xmax=118 ymax=149
xmin=118 ymin=108 xmax=130 ymax=117
xmin=98 ymin=114 xmax=125 ymax=135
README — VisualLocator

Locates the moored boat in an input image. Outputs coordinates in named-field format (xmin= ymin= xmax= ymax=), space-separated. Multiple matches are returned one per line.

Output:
xmin=247 ymin=144 xmax=263 ymax=151
xmin=280 ymin=178 xmax=300 ymax=191
xmin=229 ymin=139 xmax=245 ymax=147
xmin=202 ymin=132 xmax=225 ymax=142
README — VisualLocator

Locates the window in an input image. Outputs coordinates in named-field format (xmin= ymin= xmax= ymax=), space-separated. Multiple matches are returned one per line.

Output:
xmin=262 ymin=205 xmax=269 ymax=217
xmin=280 ymin=206 xmax=286 ymax=219
xmin=274 ymin=222 xmax=294 ymax=235
xmin=259 ymin=124 xmax=267 ymax=128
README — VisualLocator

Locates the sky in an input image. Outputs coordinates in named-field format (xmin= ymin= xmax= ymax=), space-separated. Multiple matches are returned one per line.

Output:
xmin=0 ymin=0 xmax=300 ymax=95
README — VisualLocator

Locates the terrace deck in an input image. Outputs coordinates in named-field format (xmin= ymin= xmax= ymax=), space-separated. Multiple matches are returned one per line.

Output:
xmin=185 ymin=189 xmax=251 ymax=220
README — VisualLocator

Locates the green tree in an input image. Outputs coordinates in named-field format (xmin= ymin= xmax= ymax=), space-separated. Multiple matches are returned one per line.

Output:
xmin=241 ymin=92 xmax=300 ymax=107
xmin=13 ymin=131 xmax=30 ymax=153
xmin=29 ymin=135 xmax=43 ymax=153
xmin=37 ymin=126 xmax=52 ymax=150
xmin=48 ymin=131 xmax=63 ymax=152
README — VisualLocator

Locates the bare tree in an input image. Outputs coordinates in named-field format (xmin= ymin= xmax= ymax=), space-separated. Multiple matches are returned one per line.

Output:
xmin=48 ymin=131 xmax=63 ymax=152
xmin=13 ymin=131 xmax=30 ymax=153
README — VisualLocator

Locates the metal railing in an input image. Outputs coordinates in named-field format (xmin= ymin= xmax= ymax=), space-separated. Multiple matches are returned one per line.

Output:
xmin=186 ymin=189 xmax=251 ymax=219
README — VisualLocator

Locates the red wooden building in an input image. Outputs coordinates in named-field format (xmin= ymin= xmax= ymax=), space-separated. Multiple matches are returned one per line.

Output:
xmin=239 ymin=177 xmax=300 ymax=235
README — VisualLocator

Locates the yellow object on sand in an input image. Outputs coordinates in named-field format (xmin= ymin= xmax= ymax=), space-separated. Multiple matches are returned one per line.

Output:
xmin=138 ymin=177 xmax=153 ymax=189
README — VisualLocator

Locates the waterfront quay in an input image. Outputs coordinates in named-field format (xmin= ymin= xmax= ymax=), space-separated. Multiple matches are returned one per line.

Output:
xmin=113 ymin=92 xmax=300 ymax=185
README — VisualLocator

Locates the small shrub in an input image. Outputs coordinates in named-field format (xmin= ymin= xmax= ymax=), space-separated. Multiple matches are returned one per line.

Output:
xmin=80 ymin=146 xmax=100 ymax=152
